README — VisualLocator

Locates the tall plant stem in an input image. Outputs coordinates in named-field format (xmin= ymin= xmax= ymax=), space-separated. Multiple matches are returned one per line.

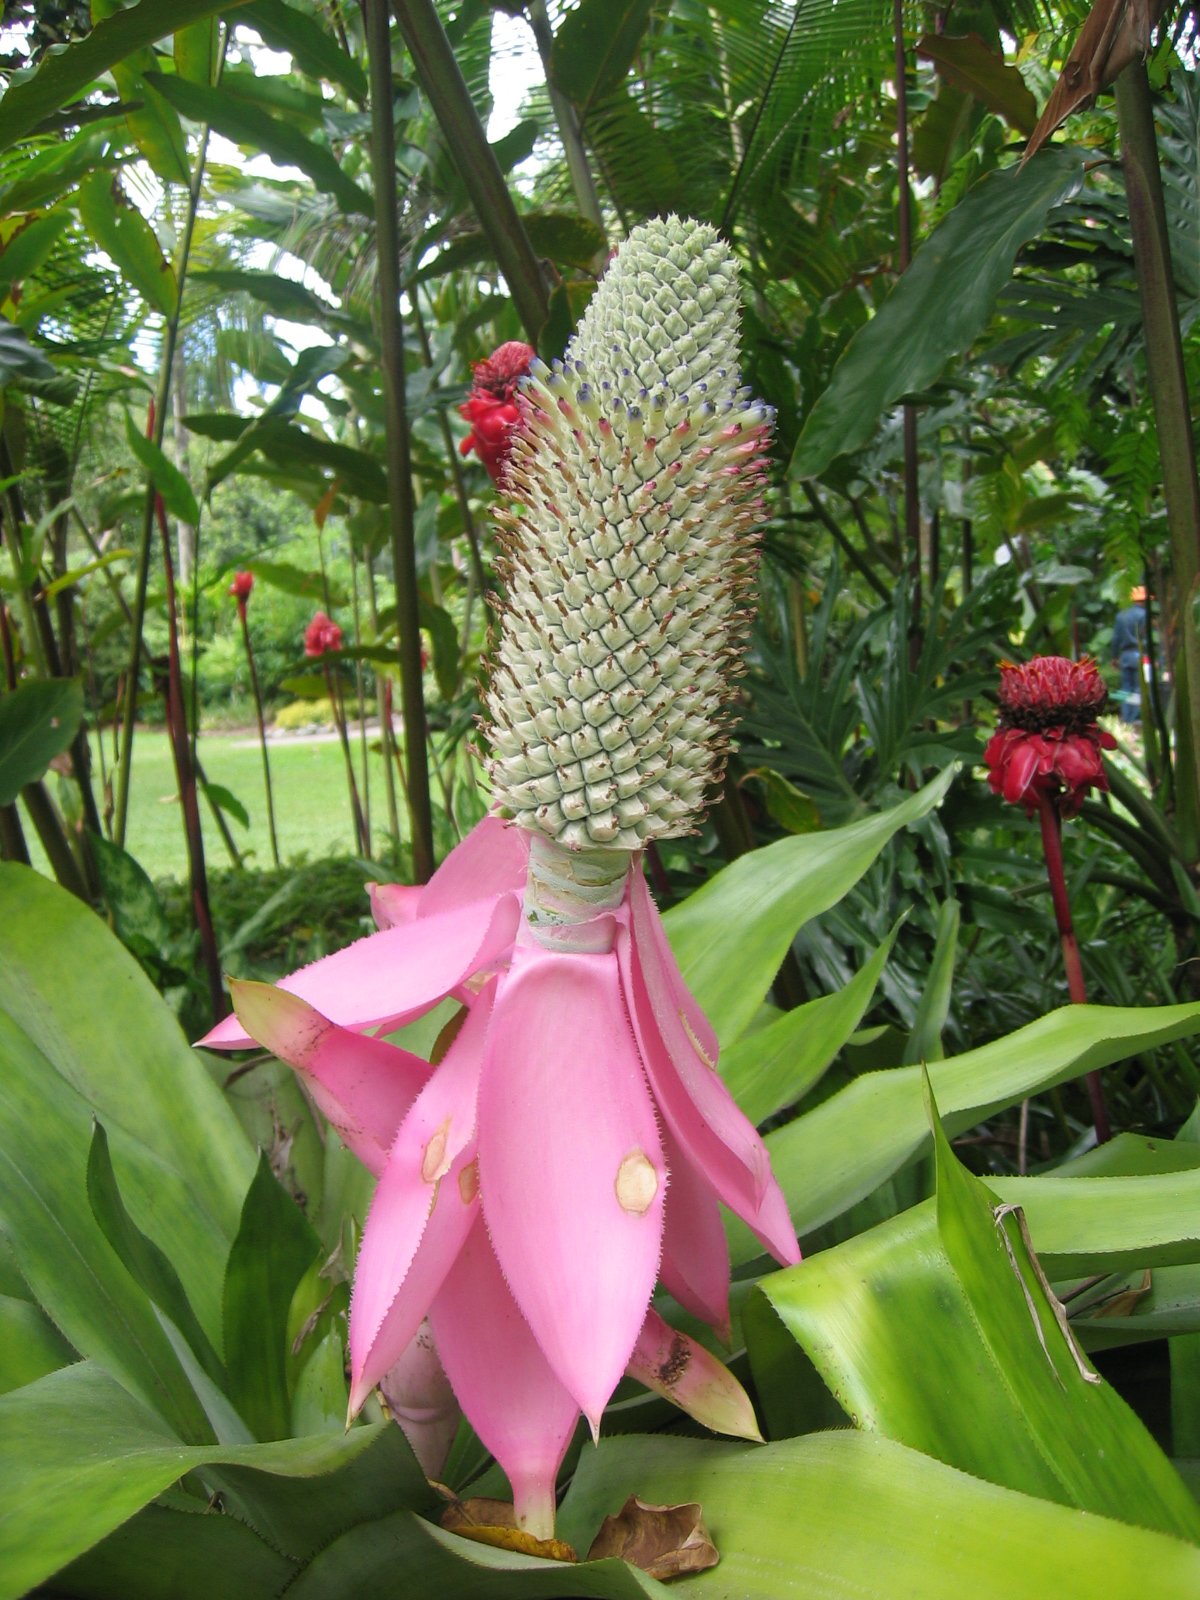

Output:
xmin=367 ymin=0 xmax=434 ymax=881
xmin=1114 ymin=62 xmax=1200 ymax=859
xmin=893 ymin=0 xmax=921 ymax=647
xmin=389 ymin=0 xmax=551 ymax=343
xmin=238 ymin=606 xmax=281 ymax=867
xmin=323 ymin=657 xmax=369 ymax=856
xmin=349 ymin=545 xmax=372 ymax=856
xmin=114 ymin=115 xmax=215 ymax=848
xmin=154 ymin=483 xmax=224 ymax=1022
xmin=1035 ymin=790 xmax=1111 ymax=1143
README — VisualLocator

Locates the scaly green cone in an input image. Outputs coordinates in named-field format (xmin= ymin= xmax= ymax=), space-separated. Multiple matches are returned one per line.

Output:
xmin=486 ymin=215 xmax=772 ymax=851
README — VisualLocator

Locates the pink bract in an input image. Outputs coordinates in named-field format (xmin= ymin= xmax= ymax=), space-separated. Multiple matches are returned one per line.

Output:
xmin=198 ymin=815 xmax=797 ymax=1534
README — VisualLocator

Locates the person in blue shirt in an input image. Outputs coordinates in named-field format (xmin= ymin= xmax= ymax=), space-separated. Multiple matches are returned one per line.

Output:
xmin=1111 ymin=586 xmax=1147 ymax=724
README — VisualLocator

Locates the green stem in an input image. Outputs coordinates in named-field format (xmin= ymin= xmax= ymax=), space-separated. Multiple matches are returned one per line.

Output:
xmin=1114 ymin=62 xmax=1200 ymax=861
xmin=239 ymin=605 xmax=280 ymax=868
xmin=390 ymin=0 xmax=551 ymax=343
xmin=1035 ymin=790 xmax=1111 ymax=1143
xmin=367 ymin=0 xmax=434 ymax=881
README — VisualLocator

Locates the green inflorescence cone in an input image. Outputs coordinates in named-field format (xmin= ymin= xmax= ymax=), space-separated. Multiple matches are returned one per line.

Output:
xmin=486 ymin=216 xmax=773 ymax=852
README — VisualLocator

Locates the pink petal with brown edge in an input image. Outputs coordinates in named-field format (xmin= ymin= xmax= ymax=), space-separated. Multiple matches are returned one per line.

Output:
xmin=478 ymin=943 xmax=666 ymax=1433
xmin=627 ymin=1307 xmax=762 ymax=1441
xmin=348 ymin=987 xmax=495 ymax=1413
xmin=431 ymin=1216 xmax=580 ymax=1541
xmin=200 ymin=890 xmax=520 ymax=1049
xmin=228 ymin=980 xmax=431 ymax=1176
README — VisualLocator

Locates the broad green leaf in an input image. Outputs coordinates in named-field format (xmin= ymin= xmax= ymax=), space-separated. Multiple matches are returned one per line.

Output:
xmin=0 ymin=128 xmax=104 ymax=216
xmin=54 ymin=1501 xmax=292 ymax=1600
xmin=1070 ymin=1263 xmax=1200 ymax=1352
xmin=223 ymin=1155 xmax=322 ymax=1441
xmin=78 ymin=171 xmax=177 ymax=318
xmin=752 ymin=1085 xmax=1200 ymax=1543
xmin=291 ymin=1329 xmax=349 ymax=1437
xmin=748 ymin=1000 xmax=1200 ymax=1257
xmin=145 ymin=71 xmax=373 ymax=217
xmin=108 ymin=55 xmax=190 ymax=186
xmin=244 ymin=557 xmax=339 ymax=605
xmin=124 ymin=413 xmax=199 ymax=524
xmin=421 ymin=598 xmax=459 ymax=701
xmin=0 ymin=0 xmax=254 ymax=153
xmin=0 ymin=209 xmax=71 ymax=292
xmin=0 ymin=315 xmax=57 ymax=384
xmin=916 ymin=33 xmax=1039 ymax=133
xmin=989 ymin=1168 xmax=1200 ymax=1277
xmin=192 ymin=415 xmax=386 ymax=503
xmin=663 ymin=767 xmax=954 ymax=1046
xmin=557 ymin=1431 xmax=1200 ymax=1599
xmin=191 ymin=266 xmax=353 ymax=330
xmin=721 ymin=924 xmax=899 ymax=1125
xmin=0 ymin=1362 xmax=430 ymax=1600
xmin=174 ymin=18 xmax=216 ymax=85
xmin=0 ymin=865 xmax=254 ymax=1242
xmin=0 ymin=1295 xmax=74 ymax=1395
xmin=0 ymin=677 xmax=82 ymax=804
xmin=791 ymin=147 xmax=1086 ymax=478
xmin=88 ymin=829 xmax=171 ymax=955
xmin=87 ymin=1122 xmax=226 ymax=1387
xmin=0 ymin=1005 xmax=216 ymax=1444
xmin=199 ymin=778 xmax=249 ymax=830
xmin=550 ymin=0 xmax=654 ymax=118
xmin=241 ymin=0 xmax=368 ymax=102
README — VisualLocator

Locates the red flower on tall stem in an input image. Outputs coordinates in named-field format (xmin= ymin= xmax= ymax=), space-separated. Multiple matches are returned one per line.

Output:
xmin=983 ymin=656 xmax=1117 ymax=818
xmin=983 ymin=655 xmax=1114 ymax=1144
xmin=459 ymin=341 xmax=536 ymax=485
xmin=304 ymin=610 xmax=343 ymax=658
xmin=229 ymin=570 xmax=254 ymax=613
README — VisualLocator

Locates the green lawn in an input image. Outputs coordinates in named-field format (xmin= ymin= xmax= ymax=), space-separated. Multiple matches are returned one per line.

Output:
xmin=27 ymin=728 xmax=405 ymax=881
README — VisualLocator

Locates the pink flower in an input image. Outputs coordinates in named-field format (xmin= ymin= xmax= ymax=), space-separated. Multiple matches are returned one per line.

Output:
xmin=200 ymin=817 xmax=796 ymax=1535
xmin=304 ymin=610 xmax=343 ymax=658
xmin=229 ymin=570 xmax=254 ymax=605
xmin=984 ymin=656 xmax=1117 ymax=818
xmin=458 ymin=341 xmax=536 ymax=485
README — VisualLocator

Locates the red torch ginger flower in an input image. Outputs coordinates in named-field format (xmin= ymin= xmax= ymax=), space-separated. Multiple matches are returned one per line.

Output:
xmin=458 ymin=340 xmax=536 ymax=485
xmin=304 ymin=610 xmax=343 ymax=658
xmin=229 ymin=570 xmax=254 ymax=607
xmin=983 ymin=656 xmax=1117 ymax=817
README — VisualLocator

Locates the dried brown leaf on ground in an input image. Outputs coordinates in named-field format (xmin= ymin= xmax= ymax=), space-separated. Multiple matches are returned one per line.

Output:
xmin=586 ymin=1495 xmax=720 ymax=1581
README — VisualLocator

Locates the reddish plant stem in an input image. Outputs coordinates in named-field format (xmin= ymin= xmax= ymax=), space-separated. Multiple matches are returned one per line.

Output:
xmin=1035 ymin=790 xmax=1111 ymax=1143
xmin=322 ymin=657 xmax=369 ymax=856
xmin=238 ymin=604 xmax=281 ymax=869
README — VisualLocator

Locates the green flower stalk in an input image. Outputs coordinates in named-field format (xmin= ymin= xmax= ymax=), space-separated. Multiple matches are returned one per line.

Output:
xmin=486 ymin=215 xmax=772 ymax=855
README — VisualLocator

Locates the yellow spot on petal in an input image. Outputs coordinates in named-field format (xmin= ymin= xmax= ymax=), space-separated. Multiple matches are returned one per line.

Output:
xmin=615 ymin=1149 xmax=659 ymax=1216
xmin=421 ymin=1118 xmax=452 ymax=1184
xmin=680 ymin=1011 xmax=717 ymax=1071
xmin=458 ymin=1158 xmax=480 ymax=1206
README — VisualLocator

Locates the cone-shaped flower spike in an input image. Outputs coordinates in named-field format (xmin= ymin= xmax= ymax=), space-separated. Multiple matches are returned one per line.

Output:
xmin=200 ymin=218 xmax=796 ymax=1541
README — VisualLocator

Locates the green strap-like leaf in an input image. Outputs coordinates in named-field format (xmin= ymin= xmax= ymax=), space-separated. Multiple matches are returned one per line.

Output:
xmin=144 ymin=70 xmax=374 ymax=217
xmin=125 ymin=413 xmax=200 ymax=523
xmin=791 ymin=146 xmax=1087 ymax=478
xmin=240 ymin=0 xmax=368 ymax=102
xmin=0 ymin=0 xmax=254 ymax=154
xmin=663 ymin=767 xmax=954 ymax=1047
xmin=0 ymin=677 xmax=82 ymax=805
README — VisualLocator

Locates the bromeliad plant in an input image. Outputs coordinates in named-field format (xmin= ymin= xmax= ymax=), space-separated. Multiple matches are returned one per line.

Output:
xmin=203 ymin=218 xmax=795 ymax=1537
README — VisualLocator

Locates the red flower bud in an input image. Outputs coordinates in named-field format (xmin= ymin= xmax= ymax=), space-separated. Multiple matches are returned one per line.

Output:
xmin=229 ymin=570 xmax=254 ymax=604
xmin=459 ymin=341 xmax=535 ymax=486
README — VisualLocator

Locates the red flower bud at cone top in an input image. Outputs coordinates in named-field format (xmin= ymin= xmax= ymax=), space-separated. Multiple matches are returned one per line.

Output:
xmin=459 ymin=341 xmax=536 ymax=486
xmin=983 ymin=656 xmax=1117 ymax=817
xmin=304 ymin=611 xmax=343 ymax=658
xmin=229 ymin=570 xmax=254 ymax=604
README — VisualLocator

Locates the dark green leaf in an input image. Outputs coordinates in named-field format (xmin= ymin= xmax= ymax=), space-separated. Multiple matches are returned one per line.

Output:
xmin=916 ymin=33 xmax=1039 ymax=134
xmin=88 ymin=830 xmax=171 ymax=954
xmin=0 ymin=677 xmax=82 ymax=805
xmin=241 ymin=0 xmax=368 ymax=101
xmin=199 ymin=779 xmax=250 ymax=830
xmin=0 ymin=316 xmax=57 ymax=385
xmin=191 ymin=267 xmax=351 ymax=329
xmin=125 ymin=414 xmax=199 ymax=523
xmin=245 ymin=558 xmax=339 ymax=605
xmin=109 ymin=56 xmax=190 ymax=185
xmin=415 ymin=211 xmax=608 ymax=281
xmin=145 ymin=71 xmax=373 ymax=217
xmin=0 ymin=0 xmax=254 ymax=153
xmin=550 ymin=0 xmax=654 ymax=118
xmin=0 ymin=1295 xmax=75 ymax=1396
xmin=87 ymin=1122 xmax=226 ymax=1388
xmin=223 ymin=1155 xmax=321 ymax=1441
xmin=421 ymin=598 xmax=460 ymax=701
xmin=0 ymin=209 xmax=71 ymax=293
xmin=791 ymin=148 xmax=1087 ymax=478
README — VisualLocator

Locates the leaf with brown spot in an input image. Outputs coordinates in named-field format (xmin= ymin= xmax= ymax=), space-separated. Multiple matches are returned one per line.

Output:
xmin=586 ymin=1496 xmax=719 ymax=1580
xmin=439 ymin=1498 xmax=578 ymax=1563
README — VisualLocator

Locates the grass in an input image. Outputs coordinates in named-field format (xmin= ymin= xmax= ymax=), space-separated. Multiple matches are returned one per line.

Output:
xmin=27 ymin=727 xmax=408 ymax=881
